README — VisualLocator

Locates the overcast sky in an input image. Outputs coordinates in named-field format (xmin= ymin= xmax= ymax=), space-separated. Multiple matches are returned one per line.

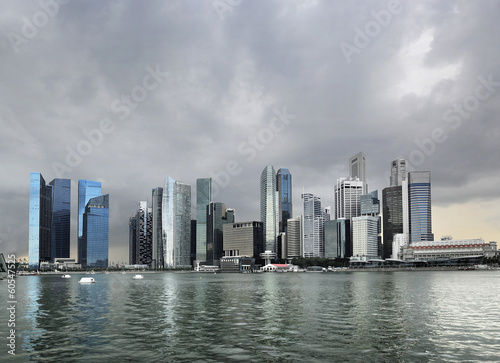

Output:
xmin=1 ymin=0 xmax=499 ymax=264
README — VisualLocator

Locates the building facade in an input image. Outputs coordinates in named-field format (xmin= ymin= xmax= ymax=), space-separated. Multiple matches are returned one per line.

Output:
xmin=49 ymin=178 xmax=71 ymax=261
xmin=78 ymin=179 xmax=102 ymax=265
xmin=335 ymin=177 xmax=363 ymax=220
xmin=390 ymin=158 xmax=407 ymax=187
xmin=29 ymin=173 xmax=52 ymax=268
xmin=223 ymin=221 xmax=263 ymax=259
xmin=352 ymin=215 xmax=379 ymax=261
xmin=402 ymin=238 xmax=497 ymax=260
xmin=286 ymin=216 xmax=302 ymax=259
xmin=276 ymin=168 xmax=292 ymax=233
xmin=206 ymin=202 xmax=234 ymax=266
xmin=81 ymin=194 xmax=109 ymax=268
xmin=151 ymin=187 xmax=163 ymax=268
xmin=408 ymin=171 xmax=433 ymax=243
xmin=260 ymin=165 xmax=279 ymax=253
xmin=302 ymin=193 xmax=325 ymax=258
xmin=196 ymin=178 xmax=212 ymax=263
xmin=349 ymin=152 xmax=367 ymax=193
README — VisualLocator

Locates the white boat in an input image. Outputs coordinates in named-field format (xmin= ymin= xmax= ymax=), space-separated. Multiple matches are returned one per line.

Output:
xmin=132 ymin=274 xmax=144 ymax=279
xmin=78 ymin=277 xmax=96 ymax=283
xmin=61 ymin=274 xmax=71 ymax=279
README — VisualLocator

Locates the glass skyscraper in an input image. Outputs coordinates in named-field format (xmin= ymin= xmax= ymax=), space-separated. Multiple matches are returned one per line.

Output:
xmin=382 ymin=186 xmax=403 ymax=259
xmin=408 ymin=171 xmax=434 ymax=243
xmin=29 ymin=173 xmax=52 ymax=269
xmin=151 ymin=187 xmax=163 ymax=268
xmin=78 ymin=179 xmax=102 ymax=265
xmin=390 ymin=159 xmax=407 ymax=187
xmin=302 ymin=192 xmax=324 ymax=258
xmin=162 ymin=176 xmax=191 ymax=268
xmin=49 ymin=178 xmax=71 ymax=261
xmin=196 ymin=178 xmax=212 ymax=263
xmin=206 ymin=202 xmax=234 ymax=266
xmin=260 ymin=165 xmax=278 ymax=253
xmin=82 ymin=194 xmax=109 ymax=268
xmin=276 ymin=168 xmax=292 ymax=233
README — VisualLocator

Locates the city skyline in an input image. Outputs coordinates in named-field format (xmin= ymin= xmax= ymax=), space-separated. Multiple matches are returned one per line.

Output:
xmin=2 ymin=1 xmax=500 ymax=264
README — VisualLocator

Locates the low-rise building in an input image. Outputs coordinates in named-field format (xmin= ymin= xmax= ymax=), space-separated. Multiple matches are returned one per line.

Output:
xmin=402 ymin=238 xmax=497 ymax=260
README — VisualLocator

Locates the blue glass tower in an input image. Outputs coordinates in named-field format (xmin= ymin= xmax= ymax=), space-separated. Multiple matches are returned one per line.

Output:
xmin=276 ymin=169 xmax=292 ymax=233
xmin=49 ymin=179 xmax=71 ymax=261
xmin=29 ymin=173 xmax=52 ymax=269
xmin=78 ymin=180 xmax=102 ymax=265
xmin=196 ymin=178 xmax=212 ymax=262
xmin=82 ymin=194 xmax=109 ymax=268
xmin=408 ymin=171 xmax=434 ymax=243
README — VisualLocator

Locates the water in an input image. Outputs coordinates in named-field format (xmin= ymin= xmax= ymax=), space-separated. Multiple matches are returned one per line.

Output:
xmin=2 ymin=270 xmax=500 ymax=362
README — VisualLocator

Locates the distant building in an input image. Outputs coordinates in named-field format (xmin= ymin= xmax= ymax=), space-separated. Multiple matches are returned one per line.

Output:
xmin=78 ymin=180 xmax=102 ymax=265
xmin=352 ymin=216 xmax=379 ymax=261
xmin=196 ymin=178 xmax=212 ymax=263
xmin=206 ymin=202 xmax=234 ymax=266
xmin=276 ymin=168 xmax=292 ymax=233
xmin=349 ymin=152 xmax=367 ymax=193
xmin=162 ymin=176 xmax=192 ymax=268
xmin=335 ymin=177 xmax=363 ymax=220
xmin=286 ymin=216 xmax=302 ymax=259
xmin=401 ymin=238 xmax=497 ymax=260
xmin=223 ymin=221 xmax=263 ymax=259
xmin=260 ymin=165 xmax=279 ymax=253
xmin=390 ymin=158 xmax=407 ymax=187
xmin=81 ymin=194 xmax=109 ymax=268
xmin=151 ymin=187 xmax=163 ymax=268
xmin=382 ymin=186 xmax=403 ymax=259
xmin=392 ymin=233 xmax=409 ymax=259
xmin=129 ymin=217 xmax=137 ymax=265
xmin=408 ymin=171 xmax=433 ymax=243
xmin=220 ymin=256 xmax=255 ymax=272
xmin=302 ymin=192 xmax=325 ymax=257
xmin=49 ymin=178 xmax=71 ymax=261
xmin=129 ymin=201 xmax=153 ymax=266
xmin=324 ymin=218 xmax=351 ymax=258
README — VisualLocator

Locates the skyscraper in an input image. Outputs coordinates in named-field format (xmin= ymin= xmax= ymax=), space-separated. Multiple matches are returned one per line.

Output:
xmin=349 ymin=152 xmax=367 ymax=193
xmin=382 ymin=186 xmax=403 ymax=259
xmin=286 ymin=216 xmax=302 ymax=259
xmin=352 ymin=190 xmax=381 ymax=260
xmin=335 ymin=177 xmax=363 ymax=220
xmin=260 ymin=165 xmax=279 ymax=253
xmin=78 ymin=179 xmax=102 ymax=265
xmin=302 ymin=192 xmax=325 ymax=258
xmin=196 ymin=178 xmax=212 ymax=263
xmin=129 ymin=201 xmax=153 ymax=266
xmin=81 ymin=194 xmax=109 ymax=268
xmin=390 ymin=158 xmax=408 ymax=187
xmin=29 ymin=173 xmax=52 ymax=269
xmin=162 ymin=176 xmax=191 ymax=268
xmin=324 ymin=218 xmax=351 ymax=258
xmin=151 ymin=187 xmax=163 ymax=268
xmin=276 ymin=168 xmax=292 ymax=233
xmin=408 ymin=171 xmax=433 ymax=243
xmin=49 ymin=178 xmax=71 ymax=261
xmin=206 ymin=202 xmax=235 ymax=265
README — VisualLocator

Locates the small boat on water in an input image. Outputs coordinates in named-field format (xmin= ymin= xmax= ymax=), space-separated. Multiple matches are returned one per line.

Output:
xmin=132 ymin=274 xmax=144 ymax=280
xmin=61 ymin=274 xmax=71 ymax=279
xmin=79 ymin=277 xmax=96 ymax=283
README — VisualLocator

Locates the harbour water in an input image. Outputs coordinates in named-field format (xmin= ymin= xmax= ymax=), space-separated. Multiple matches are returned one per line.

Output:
xmin=2 ymin=270 xmax=500 ymax=362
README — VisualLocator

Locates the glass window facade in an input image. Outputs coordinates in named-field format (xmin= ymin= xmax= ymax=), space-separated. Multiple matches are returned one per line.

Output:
xmin=196 ymin=178 xmax=212 ymax=262
xmin=382 ymin=186 xmax=403 ymax=259
xmin=277 ymin=169 xmax=292 ymax=234
xmin=82 ymin=194 xmax=109 ymax=268
xmin=408 ymin=171 xmax=433 ymax=243
xmin=78 ymin=180 xmax=102 ymax=264
xmin=260 ymin=165 xmax=278 ymax=253
xmin=50 ymin=178 xmax=71 ymax=261
xmin=29 ymin=173 xmax=52 ymax=268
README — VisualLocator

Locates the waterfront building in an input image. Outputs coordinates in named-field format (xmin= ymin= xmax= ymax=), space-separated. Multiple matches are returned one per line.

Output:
xmin=382 ymin=186 xmax=403 ymax=259
xmin=260 ymin=165 xmax=279 ymax=253
xmin=351 ymin=215 xmax=379 ymax=261
xmin=162 ymin=176 xmax=192 ymax=268
xmin=302 ymin=192 xmax=325 ymax=258
xmin=81 ymin=194 xmax=109 ymax=268
xmin=129 ymin=217 xmax=137 ymax=265
xmin=49 ymin=178 xmax=71 ymax=261
xmin=349 ymin=152 xmax=367 ymax=193
xmin=220 ymin=256 xmax=255 ymax=272
xmin=286 ymin=216 xmax=302 ymax=259
xmin=223 ymin=221 xmax=263 ymax=259
xmin=408 ymin=171 xmax=434 ymax=243
xmin=29 ymin=173 xmax=52 ymax=268
xmin=335 ymin=177 xmax=363 ymax=220
xmin=196 ymin=178 xmax=212 ymax=263
xmin=191 ymin=220 xmax=197 ymax=267
xmin=324 ymin=218 xmax=351 ymax=258
xmin=390 ymin=158 xmax=408 ymax=187
xmin=151 ymin=187 xmax=163 ymax=268
xmin=129 ymin=201 xmax=153 ymax=266
xmin=206 ymin=202 xmax=234 ymax=266
xmin=392 ymin=233 xmax=409 ymax=259
xmin=401 ymin=237 xmax=497 ymax=260
xmin=276 ymin=168 xmax=292 ymax=233
xmin=78 ymin=180 xmax=102 ymax=265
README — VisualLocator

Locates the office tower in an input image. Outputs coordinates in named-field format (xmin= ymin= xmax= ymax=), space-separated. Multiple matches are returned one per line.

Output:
xmin=223 ymin=221 xmax=264 ymax=258
xmin=408 ymin=171 xmax=433 ymax=243
xmin=382 ymin=186 xmax=403 ymax=259
xmin=29 ymin=173 xmax=52 ymax=268
xmin=260 ymin=165 xmax=279 ymax=253
xmin=129 ymin=217 xmax=137 ymax=265
xmin=390 ymin=159 xmax=408 ymax=187
xmin=196 ymin=178 xmax=212 ymax=263
xmin=49 ymin=179 xmax=71 ymax=261
xmin=162 ymin=176 xmax=191 ymax=268
xmin=78 ymin=180 xmax=102 ymax=265
xmin=286 ymin=216 xmax=302 ymax=259
xmin=324 ymin=218 xmax=351 ymax=258
xmin=81 ymin=194 xmax=109 ymax=268
xmin=191 ymin=220 xmax=197 ymax=266
xmin=335 ymin=177 xmax=363 ymax=220
xmin=349 ymin=152 xmax=367 ymax=193
xmin=352 ymin=215 xmax=379 ymax=260
xmin=276 ymin=168 xmax=292 ymax=233
xmin=151 ymin=187 xmax=163 ymax=268
xmin=302 ymin=193 xmax=325 ymax=258
xmin=206 ymin=202 xmax=234 ymax=266
xmin=130 ymin=201 xmax=153 ymax=266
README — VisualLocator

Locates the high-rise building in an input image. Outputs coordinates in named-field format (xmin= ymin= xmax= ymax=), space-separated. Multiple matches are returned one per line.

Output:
xmin=352 ymin=215 xmax=379 ymax=260
xmin=276 ymin=168 xmax=292 ymax=233
xmin=302 ymin=193 xmax=325 ymax=258
xmin=349 ymin=152 xmax=367 ymax=193
xmin=151 ymin=187 xmax=163 ymax=268
xmin=29 ymin=173 xmax=52 ymax=269
xmin=78 ymin=180 xmax=102 ymax=265
xmin=324 ymin=218 xmax=351 ymax=258
xmin=335 ymin=177 xmax=363 ymax=220
xmin=196 ymin=178 xmax=212 ymax=263
xmin=408 ymin=171 xmax=433 ymax=243
xmin=223 ymin=221 xmax=263 ymax=259
xmin=286 ymin=216 xmax=302 ymax=259
xmin=382 ymin=186 xmax=403 ymax=259
xmin=129 ymin=201 xmax=153 ymax=266
xmin=129 ymin=217 xmax=137 ymax=265
xmin=206 ymin=202 xmax=234 ymax=266
xmin=260 ymin=165 xmax=279 ymax=253
xmin=49 ymin=179 xmax=71 ymax=261
xmin=390 ymin=159 xmax=407 ymax=187
xmin=162 ymin=176 xmax=191 ymax=268
xmin=81 ymin=194 xmax=109 ymax=268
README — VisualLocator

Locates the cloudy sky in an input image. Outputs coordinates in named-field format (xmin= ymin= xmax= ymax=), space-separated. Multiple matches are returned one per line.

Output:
xmin=1 ymin=0 xmax=499 ymax=264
